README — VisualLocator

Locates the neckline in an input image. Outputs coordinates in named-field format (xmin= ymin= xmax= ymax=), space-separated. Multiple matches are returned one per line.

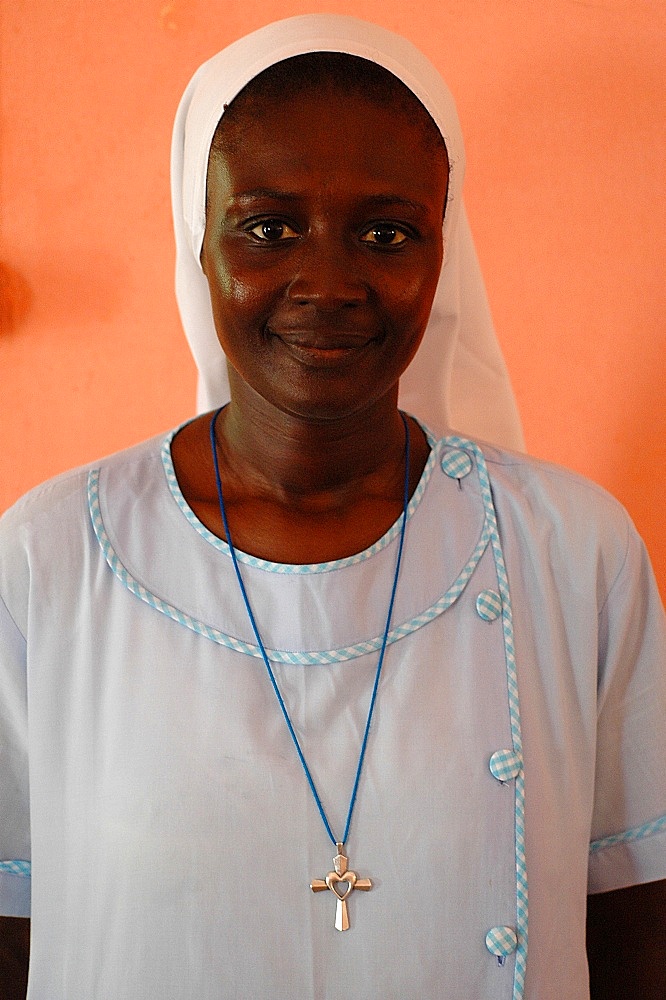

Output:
xmin=88 ymin=428 xmax=492 ymax=662
xmin=161 ymin=417 xmax=440 ymax=576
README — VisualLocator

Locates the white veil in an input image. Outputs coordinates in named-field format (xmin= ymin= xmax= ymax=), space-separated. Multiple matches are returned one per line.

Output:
xmin=171 ymin=14 xmax=525 ymax=449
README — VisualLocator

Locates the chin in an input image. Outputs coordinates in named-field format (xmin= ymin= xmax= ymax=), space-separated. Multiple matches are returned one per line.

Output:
xmin=229 ymin=357 xmax=402 ymax=425
xmin=276 ymin=387 xmax=401 ymax=426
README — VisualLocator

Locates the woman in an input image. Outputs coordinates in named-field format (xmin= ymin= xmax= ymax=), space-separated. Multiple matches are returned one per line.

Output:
xmin=1 ymin=15 xmax=664 ymax=999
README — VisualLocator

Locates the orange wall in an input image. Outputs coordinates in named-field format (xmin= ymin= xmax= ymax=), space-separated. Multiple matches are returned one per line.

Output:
xmin=2 ymin=0 xmax=664 ymax=596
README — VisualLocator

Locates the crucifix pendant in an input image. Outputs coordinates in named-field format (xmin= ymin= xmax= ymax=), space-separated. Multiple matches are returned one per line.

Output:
xmin=310 ymin=844 xmax=372 ymax=931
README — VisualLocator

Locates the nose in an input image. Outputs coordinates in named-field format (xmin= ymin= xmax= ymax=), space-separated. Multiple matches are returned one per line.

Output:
xmin=286 ymin=238 xmax=368 ymax=310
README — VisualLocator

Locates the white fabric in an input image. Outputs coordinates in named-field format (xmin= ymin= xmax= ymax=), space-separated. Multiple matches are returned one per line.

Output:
xmin=172 ymin=14 xmax=525 ymax=448
xmin=1 ymin=430 xmax=664 ymax=999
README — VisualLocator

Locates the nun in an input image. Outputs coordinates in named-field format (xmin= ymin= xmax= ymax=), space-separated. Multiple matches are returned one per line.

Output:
xmin=0 ymin=15 xmax=664 ymax=999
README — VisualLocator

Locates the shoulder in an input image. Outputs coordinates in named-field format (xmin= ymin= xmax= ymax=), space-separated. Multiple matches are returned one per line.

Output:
xmin=0 ymin=432 xmax=171 ymax=624
xmin=0 ymin=433 xmax=168 ymax=534
xmin=442 ymin=436 xmax=645 ymax=605
xmin=482 ymin=443 xmax=630 ymax=527
xmin=440 ymin=433 xmax=630 ymax=527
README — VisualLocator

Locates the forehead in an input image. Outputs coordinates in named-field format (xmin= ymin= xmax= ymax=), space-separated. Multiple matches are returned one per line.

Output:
xmin=217 ymin=51 xmax=445 ymax=144
xmin=207 ymin=84 xmax=449 ymax=208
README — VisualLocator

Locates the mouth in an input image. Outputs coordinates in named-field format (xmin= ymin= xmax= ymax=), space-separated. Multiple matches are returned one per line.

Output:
xmin=268 ymin=328 xmax=375 ymax=366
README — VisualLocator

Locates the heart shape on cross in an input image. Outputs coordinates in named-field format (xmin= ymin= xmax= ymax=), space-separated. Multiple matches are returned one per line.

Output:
xmin=326 ymin=870 xmax=357 ymax=900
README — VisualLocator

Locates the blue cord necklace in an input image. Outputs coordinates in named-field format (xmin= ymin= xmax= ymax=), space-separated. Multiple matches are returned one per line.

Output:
xmin=209 ymin=407 xmax=411 ymax=931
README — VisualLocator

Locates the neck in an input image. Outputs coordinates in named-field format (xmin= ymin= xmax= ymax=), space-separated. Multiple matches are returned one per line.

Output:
xmin=170 ymin=378 xmax=430 ymax=563
xmin=217 ymin=385 xmax=411 ymax=505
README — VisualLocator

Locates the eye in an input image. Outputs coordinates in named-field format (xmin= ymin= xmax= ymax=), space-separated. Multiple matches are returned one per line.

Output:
xmin=360 ymin=223 xmax=409 ymax=247
xmin=247 ymin=219 xmax=299 ymax=241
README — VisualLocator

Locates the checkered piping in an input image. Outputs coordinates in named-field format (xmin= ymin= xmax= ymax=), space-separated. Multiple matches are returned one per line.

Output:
xmin=87 ymin=464 xmax=491 ymax=665
xmin=161 ymin=424 xmax=439 ymax=575
xmin=0 ymin=860 xmax=30 ymax=877
xmin=446 ymin=435 xmax=528 ymax=1000
xmin=589 ymin=813 xmax=666 ymax=854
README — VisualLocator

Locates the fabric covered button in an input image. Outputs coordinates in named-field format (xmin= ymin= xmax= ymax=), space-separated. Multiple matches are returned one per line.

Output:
xmin=476 ymin=589 xmax=502 ymax=621
xmin=485 ymin=925 xmax=518 ymax=957
xmin=489 ymin=749 xmax=522 ymax=783
xmin=441 ymin=449 xmax=473 ymax=480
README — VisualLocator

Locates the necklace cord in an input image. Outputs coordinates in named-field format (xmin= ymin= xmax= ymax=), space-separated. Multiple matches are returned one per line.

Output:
xmin=210 ymin=408 xmax=411 ymax=849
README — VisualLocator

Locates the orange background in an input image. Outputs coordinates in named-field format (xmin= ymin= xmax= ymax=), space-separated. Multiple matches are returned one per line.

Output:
xmin=1 ymin=1 xmax=665 ymax=596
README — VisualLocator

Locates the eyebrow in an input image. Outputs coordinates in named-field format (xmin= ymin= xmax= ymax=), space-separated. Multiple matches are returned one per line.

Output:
xmin=359 ymin=194 xmax=429 ymax=216
xmin=231 ymin=189 xmax=302 ymax=205
xmin=230 ymin=189 xmax=430 ymax=216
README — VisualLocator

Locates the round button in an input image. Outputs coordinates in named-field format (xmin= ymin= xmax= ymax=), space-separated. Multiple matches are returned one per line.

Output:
xmin=441 ymin=449 xmax=473 ymax=480
xmin=476 ymin=589 xmax=501 ymax=621
xmin=489 ymin=749 xmax=522 ymax=783
xmin=485 ymin=925 xmax=518 ymax=957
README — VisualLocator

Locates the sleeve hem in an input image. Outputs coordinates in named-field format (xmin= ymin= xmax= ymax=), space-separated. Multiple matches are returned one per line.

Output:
xmin=588 ymin=823 xmax=666 ymax=895
xmin=590 ymin=813 xmax=666 ymax=855
xmin=0 ymin=871 xmax=31 ymax=917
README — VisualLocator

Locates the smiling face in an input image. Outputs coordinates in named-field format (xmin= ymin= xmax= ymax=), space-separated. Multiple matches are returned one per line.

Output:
xmin=200 ymin=66 xmax=449 ymax=424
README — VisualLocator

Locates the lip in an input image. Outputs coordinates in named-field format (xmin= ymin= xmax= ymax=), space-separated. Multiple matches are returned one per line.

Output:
xmin=269 ymin=328 xmax=375 ymax=366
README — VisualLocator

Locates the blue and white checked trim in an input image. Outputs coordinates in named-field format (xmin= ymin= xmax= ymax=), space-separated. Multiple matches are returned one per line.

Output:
xmin=590 ymin=813 xmax=666 ymax=854
xmin=446 ymin=435 xmax=529 ymax=1000
xmin=161 ymin=425 xmax=439 ymax=575
xmin=0 ymin=860 xmax=31 ymax=877
xmin=88 ymin=465 xmax=491 ymax=665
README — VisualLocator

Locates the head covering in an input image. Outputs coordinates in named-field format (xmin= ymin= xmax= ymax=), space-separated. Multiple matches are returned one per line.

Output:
xmin=171 ymin=14 xmax=525 ymax=450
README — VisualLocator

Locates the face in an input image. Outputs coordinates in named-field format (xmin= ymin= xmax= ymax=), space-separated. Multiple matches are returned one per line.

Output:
xmin=200 ymin=84 xmax=449 ymax=423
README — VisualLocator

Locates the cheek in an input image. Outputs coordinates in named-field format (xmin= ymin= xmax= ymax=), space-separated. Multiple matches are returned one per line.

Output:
xmin=206 ymin=256 xmax=267 ymax=319
xmin=388 ymin=265 xmax=441 ymax=328
xmin=398 ymin=276 xmax=434 ymax=309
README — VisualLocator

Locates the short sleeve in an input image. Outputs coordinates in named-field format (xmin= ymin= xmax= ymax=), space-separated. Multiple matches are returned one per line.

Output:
xmin=0 ymin=590 xmax=31 ymax=916
xmin=588 ymin=526 xmax=666 ymax=893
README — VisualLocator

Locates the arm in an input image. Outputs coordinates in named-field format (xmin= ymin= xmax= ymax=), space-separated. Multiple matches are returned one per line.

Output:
xmin=0 ymin=916 xmax=29 ymax=1000
xmin=586 ymin=879 xmax=666 ymax=999
xmin=0 ymin=548 xmax=31 ymax=1000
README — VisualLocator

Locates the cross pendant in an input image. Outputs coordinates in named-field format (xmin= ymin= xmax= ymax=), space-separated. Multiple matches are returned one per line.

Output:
xmin=310 ymin=844 xmax=372 ymax=931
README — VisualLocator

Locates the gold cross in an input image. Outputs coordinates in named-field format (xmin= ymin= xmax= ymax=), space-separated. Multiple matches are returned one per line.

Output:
xmin=310 ymin=844 xmax=372 ymax=931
